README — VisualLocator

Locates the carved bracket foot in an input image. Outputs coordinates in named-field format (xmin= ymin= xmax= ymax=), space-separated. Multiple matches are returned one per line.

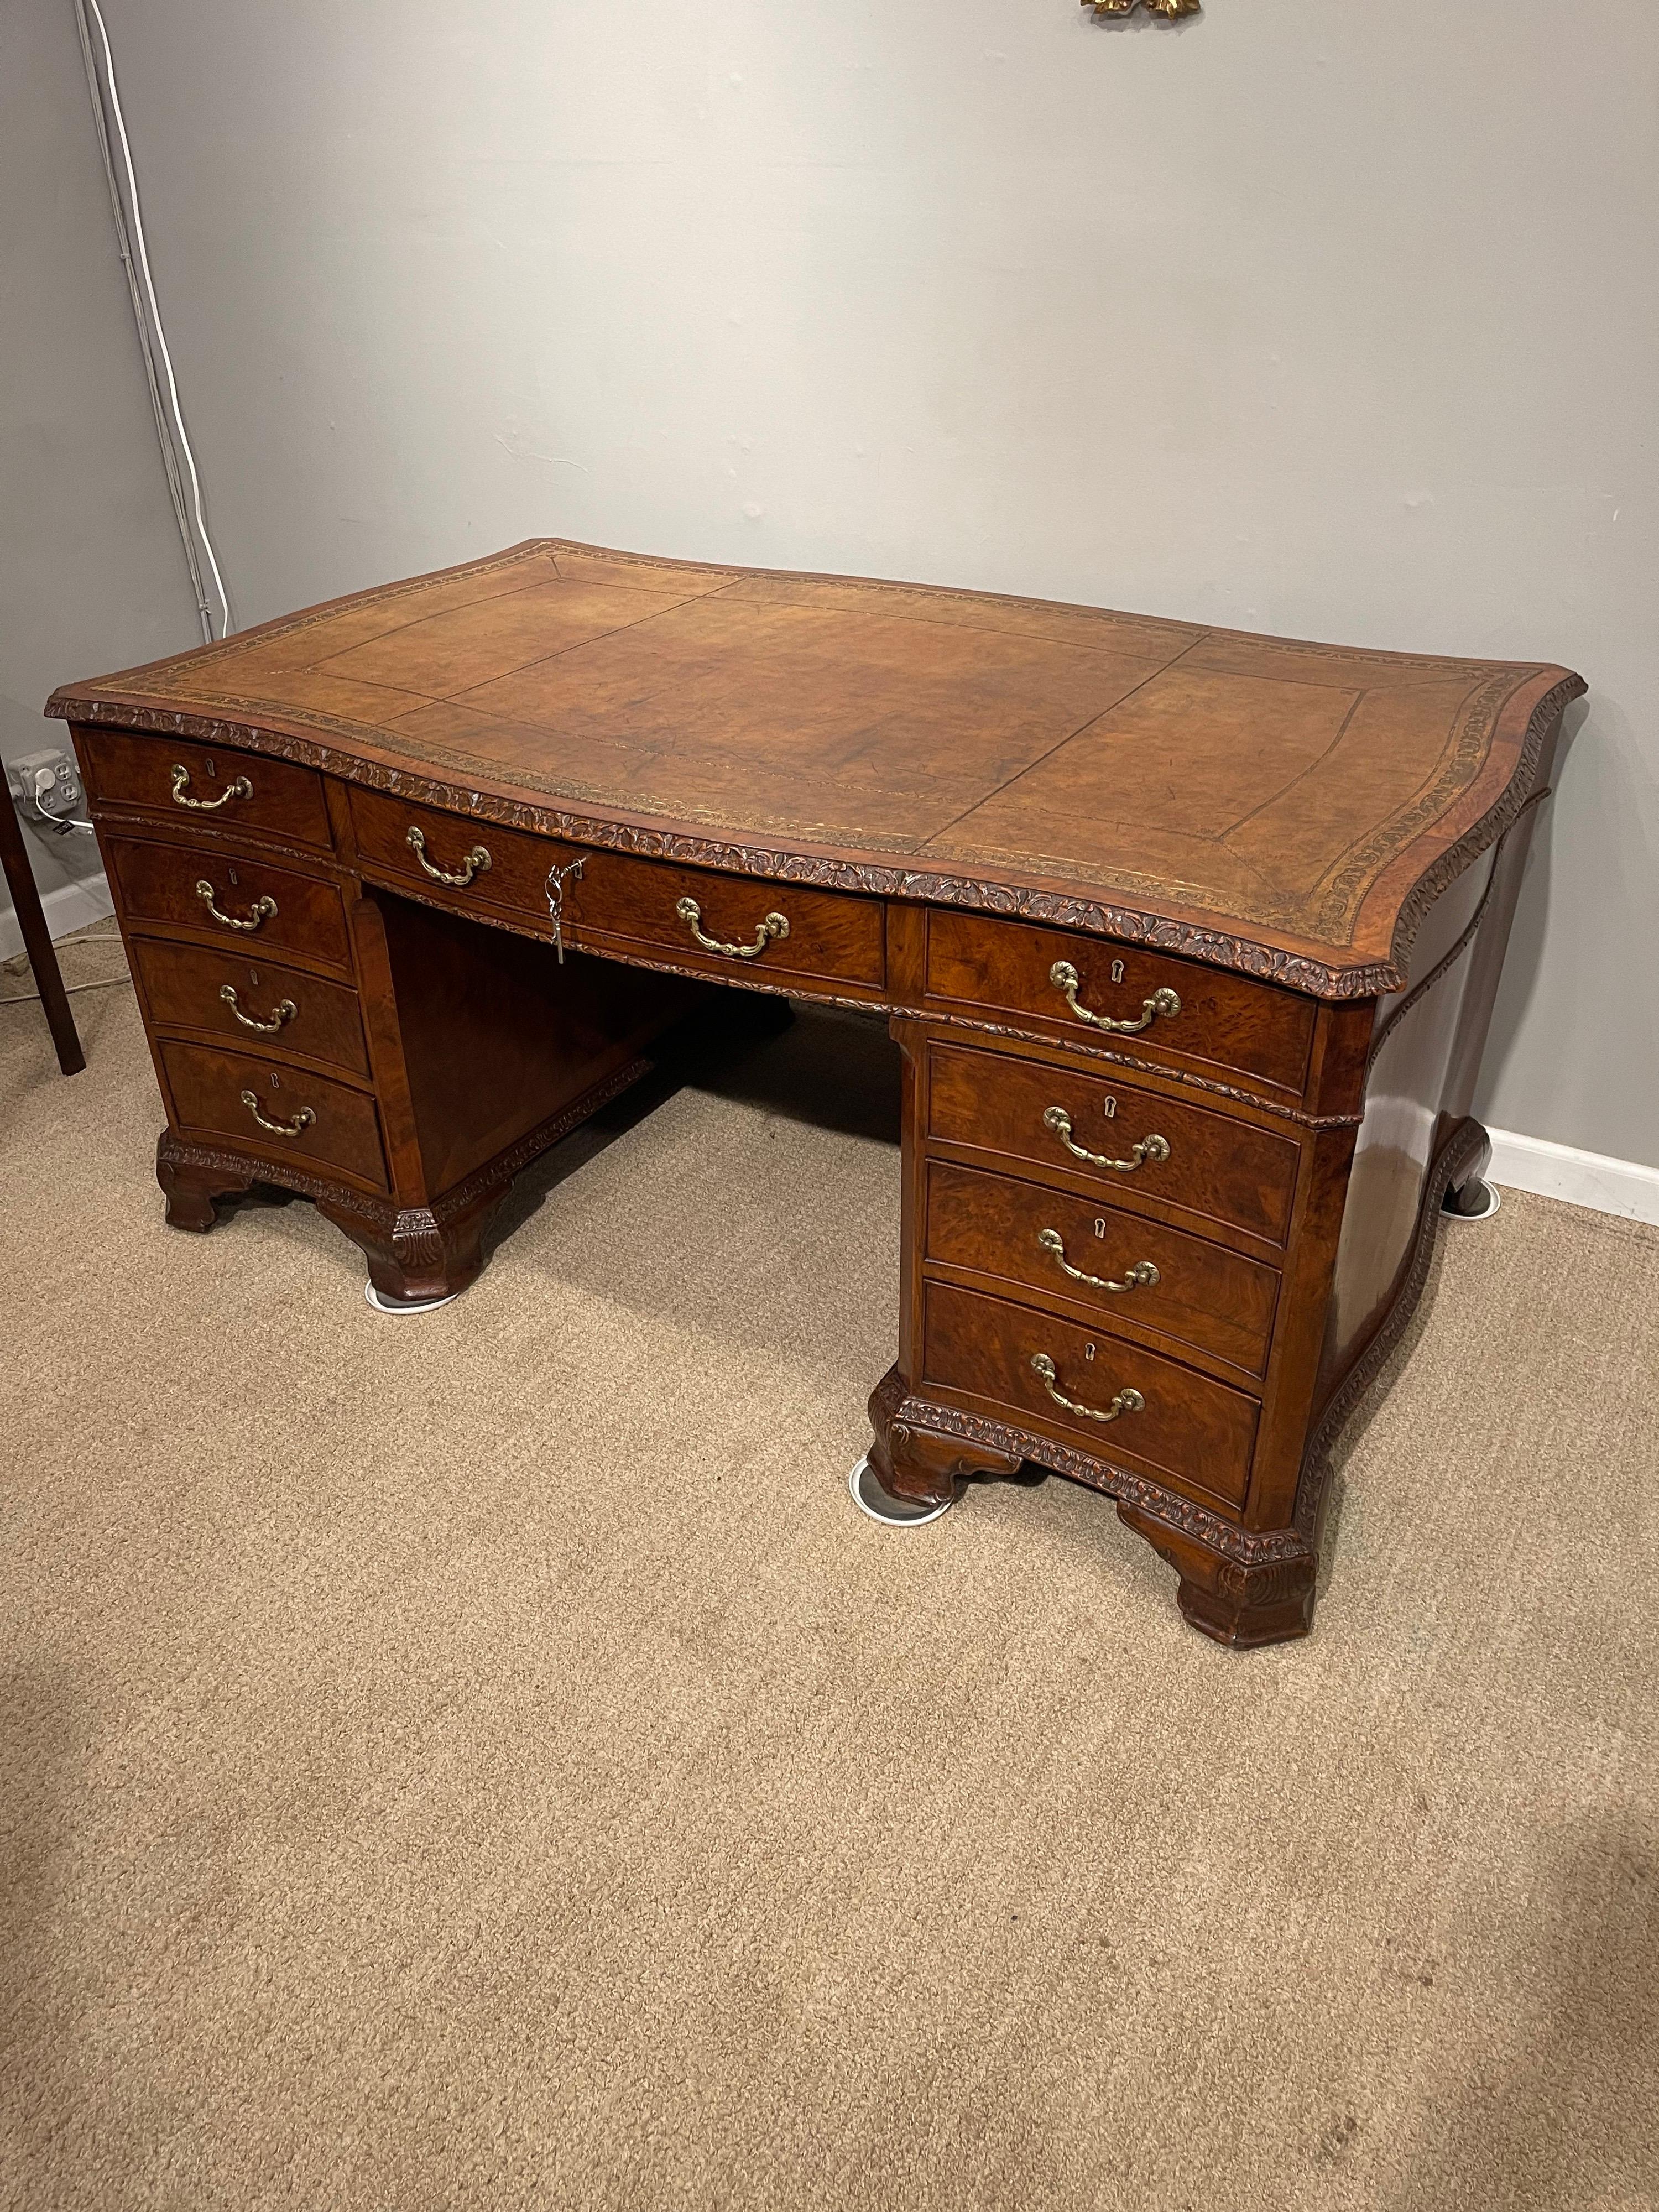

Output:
xmin=156 ymin=1130 xmax=259 ymax=1232
xmin=867 ymin=1366 xmax=1022 ymax=1509
xmin=1117 ymin=1503 xmax=1317 ymax=1648
xmin=1441 ymin=1121 xmax=1495 ymax=1217
xmin=153 ymin=1130 xmax=502 ymax=1304
xmin=316 ymin=1187 xmax=504 ymax=1307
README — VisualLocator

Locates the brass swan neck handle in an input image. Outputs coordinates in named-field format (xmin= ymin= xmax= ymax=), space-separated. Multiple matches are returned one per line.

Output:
xmin=1050 ymin=962 xmax=1180 ymax=1036
xmin=239 ymin=1089 xmax=314 ymax=1138
xmin=196 ymin=880 xmax=276 ymax=933
xmin=406 ymin=824 xmax=492 ymax=887
xmin=1043 ymin=1106 xmax=1170 ymax=1175
xmin=675 ymin=896 xmax=789 ymax=962
xmin=1030 ymin=1353 xmax=1144 ymax=1425
xmin=220 ymin=984 xmax=296 ymax=1034
xmin=1036 ymin=1229 xmax=1159 ymax=1295
xmin=172 ymin=763 xmax=252 ymax=811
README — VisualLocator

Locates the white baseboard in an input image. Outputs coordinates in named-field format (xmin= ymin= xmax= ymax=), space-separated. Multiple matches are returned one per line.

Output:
xmin=1488 ymin=1127 xmax=1659 ymax=1227
xmin=0 ymin=871 xmax=114 ymax=963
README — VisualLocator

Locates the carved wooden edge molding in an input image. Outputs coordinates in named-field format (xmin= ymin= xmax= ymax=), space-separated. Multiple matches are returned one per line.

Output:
xmin=60 ymin=701 xmax=1405 ymax=1001
xmin=872 ymin=1370 xmax=1312 ymax=1568
xmin=159 ymin=1127 xmax=385 ymax=1220
xmin=58 ymin=667 xmax=1580 ymax=1005
xmin=1290 ymin=1114 xmax=1488 ymax=1543
xmin=1381 ymin=675 xmax=1581 ymax=987
xmin=1364 ymin=789 xmax=1548 ymax=1079
xmin=154 ymin=1056 xmax=654 ymax=1237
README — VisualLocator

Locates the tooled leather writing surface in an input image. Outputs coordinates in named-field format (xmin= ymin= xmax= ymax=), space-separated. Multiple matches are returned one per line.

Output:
xmin=48 ymin=539 xmax=1583 ymax=997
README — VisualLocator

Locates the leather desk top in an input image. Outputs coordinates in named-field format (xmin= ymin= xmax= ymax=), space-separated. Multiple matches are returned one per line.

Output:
xmin=49 ymin=539 xmax=1583 ymax=999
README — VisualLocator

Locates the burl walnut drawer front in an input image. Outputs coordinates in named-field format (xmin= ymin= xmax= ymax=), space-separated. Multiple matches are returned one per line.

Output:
xmin=132 ymin=938 xmax=371 ymax=1079
xmin=352 ymin=786 xmax=886 ymax=995
xmin=81 ymin=728 xmax=333 ymax=850
xmin=566 ymin=851 xmax=885 ymax=994
xmin=350 ymin=785 xmax=567 ymax=920
xmin=159 ymin=1040 xmax=389 ymax=1191
xmin=925 ymin=1160 xmax=1279 ymax=1380
xmin=925 ymin=911 xmax=1316 ymax=1100
xmin=927 ymin=1042 xmax=1301 ymax=1247
xmin=108 ymin=834 xmax=353 ymax=973
xmin=922 ymin=1281 xmax=1259 ymax=1510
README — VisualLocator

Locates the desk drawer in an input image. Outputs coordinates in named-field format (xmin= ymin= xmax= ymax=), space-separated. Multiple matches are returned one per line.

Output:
xmin=926 ymin=1040 xmax=1301 ymax=1246
xmin=350 ymin=785 xmax=886 ymax=995
xmin=81 ymin=728 xmax=332 ymax=849
xmin=132 ymin=938 xmax=370 ymax=1079
xmin=925 ymin=1160 xmax=1279 ymax=1379
xmin=566 ymin=850 xmax=885 ymax=994
xmin=108 ymin=834 xmax=353 ymax=972
xmin=921 ymin=1281 xmax=1259 ymax=1510
xmin=350 ymin=785 xmax=566 ymax=919
xmin=926 ymin=911 xmax=1315 ymax=1100
xmin=159 ymin=1040 xmax=388 ymax=1191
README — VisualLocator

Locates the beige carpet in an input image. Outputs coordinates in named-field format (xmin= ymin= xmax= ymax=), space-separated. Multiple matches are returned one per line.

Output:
xmin=2 ymin=941 xmax=1656 ymax=2212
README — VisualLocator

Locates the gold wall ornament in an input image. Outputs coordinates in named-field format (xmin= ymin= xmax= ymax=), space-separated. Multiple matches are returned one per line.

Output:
xmin=1082 ymin=0 xmax=1200 ymax=18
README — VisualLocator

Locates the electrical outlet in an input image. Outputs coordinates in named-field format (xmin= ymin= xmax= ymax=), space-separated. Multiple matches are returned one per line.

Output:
xmin=6 ymin=747 xmax=85 ymax=821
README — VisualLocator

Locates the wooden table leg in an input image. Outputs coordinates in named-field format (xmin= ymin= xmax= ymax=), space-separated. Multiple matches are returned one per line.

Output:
xmin=0 ymin=791 xmax=85 ymax=1075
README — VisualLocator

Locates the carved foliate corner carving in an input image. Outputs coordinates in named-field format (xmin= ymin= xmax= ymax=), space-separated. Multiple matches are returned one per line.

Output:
xmin=1083 ymin=0 xmax=1199 ymax=19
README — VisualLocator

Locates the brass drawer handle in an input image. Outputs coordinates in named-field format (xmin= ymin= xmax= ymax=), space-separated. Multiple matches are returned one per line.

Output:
xmin=239 ymin=1088 xmax=314 ymax=1138
xmin=675 ymin=896 xmax=790 ymax=961
xmin=171 ymin=763 xmax=251 ymax=811
xmin=1037 ymin=1229 xmax=1159 ymax=1295
xmin=1050 ymin=962 xmax=1180 ymax=1036
xmin=196 ymin=879 xmax=276 ymax=932
xmin=220 ymin=984 xmax=295 ymax=1035
xmin=1043 ymin=1105 xmax=1170 ymax=1174
xmin=1030 ymin=1353 xmax=1144 ymax=1425
xmin=406 ymin=825 xmax=492 ymax=887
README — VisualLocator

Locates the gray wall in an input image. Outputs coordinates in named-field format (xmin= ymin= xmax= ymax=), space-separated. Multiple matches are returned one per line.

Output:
xmin=0 ymin=0 xmax=200 ymax=937
xmin=10 ymin=1 xmax=1657 ymax=1169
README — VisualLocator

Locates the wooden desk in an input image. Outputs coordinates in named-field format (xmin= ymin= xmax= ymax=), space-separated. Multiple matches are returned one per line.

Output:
xmin=48 ymin=540 xmax=1583 ymax=1646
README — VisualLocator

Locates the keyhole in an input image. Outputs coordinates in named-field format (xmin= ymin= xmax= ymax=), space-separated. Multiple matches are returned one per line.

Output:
xmin=269 ymin=1071 xmax=281 ymax=1091
xmin=203 ymin=755 xmax=215 ymax=777
xmin=1084 ymin=1343 xmax=1097 ymax=1362
xmin=1110 ymin=958 xmax=1125 ymax=984
xmin=248 ymin=967 xmax=259 ymax=987
xmin=227 ymin=864 xmax=240 ymax=887
xmin=1094 ymin=1217 xmax=1107 ymax=1240
xmin=1103 ymin=1095 xmax=1117 ymax=1119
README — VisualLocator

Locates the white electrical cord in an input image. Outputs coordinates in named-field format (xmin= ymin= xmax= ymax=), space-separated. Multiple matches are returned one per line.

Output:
xmin=0 ymin=975 xmax=131 ymax=1006
xmin=72 ymin=0 xmax=211 ymax=641
xmin=75 ymin=0 xmax=232 ymax=641
xmin=0 ymin=933 xmax=132 ymax=1008
xmin=25 ymin=769 xmax=96 ymax=833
